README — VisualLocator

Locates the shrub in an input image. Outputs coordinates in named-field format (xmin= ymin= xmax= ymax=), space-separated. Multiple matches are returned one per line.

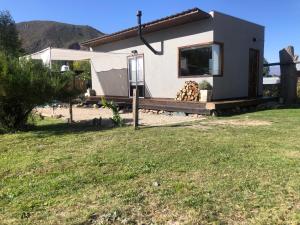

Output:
xmin=297 ymin=82 xmax=300 ymax=101
xmin=73 ymin=60 xmax=91 ymax=81
xmin=0 ymin=53 xmax=78 ymax=132
xmin=101 ymin=97 xmax=124 ymax=127
xmin=199 ymin=81 xmax=212 ymax=90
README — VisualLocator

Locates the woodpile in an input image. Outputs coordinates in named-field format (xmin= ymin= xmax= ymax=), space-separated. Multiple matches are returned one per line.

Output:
xmin=175 ymin=81 xmax=200 ymax=101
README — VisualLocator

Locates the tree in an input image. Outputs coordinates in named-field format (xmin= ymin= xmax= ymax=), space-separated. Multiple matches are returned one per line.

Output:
xmin=73 ymin=60 xmax=91 ymax=80
xmin=73 ymin=60 xmax=92 ymax=88
xmin=0 ymin=10 xmax=22 ymax=57
xmin=0 ymin=53 xmax=79 ymax=132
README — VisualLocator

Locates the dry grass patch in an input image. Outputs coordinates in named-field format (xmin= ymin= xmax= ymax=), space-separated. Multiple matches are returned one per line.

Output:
xmin=205 ymin=119 xmax=272 ymax=127
xmin=284 ymin=151 xmax=300 ymax=159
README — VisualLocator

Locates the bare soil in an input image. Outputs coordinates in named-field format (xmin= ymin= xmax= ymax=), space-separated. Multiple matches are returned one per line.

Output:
xmin=204 ymin=119 xmax=272 ymax=126
xmin=35 ymin=107 xmax=204 ymax=127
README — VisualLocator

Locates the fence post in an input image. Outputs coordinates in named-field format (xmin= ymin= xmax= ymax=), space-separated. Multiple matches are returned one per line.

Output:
xmin=133 ymin=88 xmax=139 ymax=129
xmin=279 ymin=46 xmax=298 ymax=104
xmin=69 ymin=98 xmax=73 ymax=124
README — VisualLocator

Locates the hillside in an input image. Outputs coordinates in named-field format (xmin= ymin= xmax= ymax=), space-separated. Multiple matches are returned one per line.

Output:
xmin=16 ymin=21 xmax=104 ymax=54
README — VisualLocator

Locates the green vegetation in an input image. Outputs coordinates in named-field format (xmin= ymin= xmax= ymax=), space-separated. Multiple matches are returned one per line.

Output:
xmin=199 ymin=80 xmax=213 ymax=90
xmin=0 ymin=10 xmax=22 ymax=57
xmin=0 ymin=11 xmax=83 ymax=132
xmin=101 ymin=97 xmax=124 ymax=127
xmin=1 ymin=109 xmax=300 ymax=224
xmin=73 ymin=60 xmax=91 ymax=81
xmin=0 ymin=54 xmax=79 ymax=132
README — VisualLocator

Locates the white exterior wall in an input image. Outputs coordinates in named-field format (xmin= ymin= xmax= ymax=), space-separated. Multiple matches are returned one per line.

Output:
xmin=91 ymin=11 xmax=264 ymax=100
xmin=90 ymin=54 xmax=128 ymax=96
xmin=92 ymin=19 xmax=214 ymax=98
xmin=212 ymin=11 xmax=265 ymax=99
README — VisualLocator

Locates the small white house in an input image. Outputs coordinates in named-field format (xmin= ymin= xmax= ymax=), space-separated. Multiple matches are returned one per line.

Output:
xmin=82 ymin=8 xmax=265 ymax=101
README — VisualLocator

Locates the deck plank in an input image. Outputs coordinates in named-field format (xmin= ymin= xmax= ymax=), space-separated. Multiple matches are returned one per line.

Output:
xmin=85 ymin=96 xmax=278 ymax=115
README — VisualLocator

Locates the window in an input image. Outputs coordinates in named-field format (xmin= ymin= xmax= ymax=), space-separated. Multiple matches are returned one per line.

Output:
xmin=128 ymin=55 xmax=145 ymax=97
xmin=128 ymin=56 xmax=144 ymax=85
xmin=179 ymin=43 xmax=222 ymax=76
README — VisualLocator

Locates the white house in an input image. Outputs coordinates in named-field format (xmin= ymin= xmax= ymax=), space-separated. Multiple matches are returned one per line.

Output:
xmin=81 ymin=8 xmax=265 ymax=101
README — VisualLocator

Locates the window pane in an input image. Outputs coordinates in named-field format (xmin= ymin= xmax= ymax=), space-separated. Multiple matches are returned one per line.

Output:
xmin=180 ymin=46 xmax=211 ymax=76
xmin=179 ymin=44 xmax=221 ymax=76
xmin=128 ymin=56 xmax=144 ymax=84
xmin=137 ymin=56 xmax=144 ymax=84
xmin=211 ymin=44 xmax=221 ymax=75
xmin=128 ymin=58 xmax=135 ymax=81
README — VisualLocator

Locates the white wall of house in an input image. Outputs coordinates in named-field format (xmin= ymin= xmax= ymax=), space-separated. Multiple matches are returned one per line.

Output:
xmin=91 ymin=18 xmax=214 ymax=98
xmin=212 ymin=11 xmax=265 ymax=99
xmin=90 ymin=54 xmax=128 ymax=96
xmin=90 ymin=11 xmax=264 ymax=100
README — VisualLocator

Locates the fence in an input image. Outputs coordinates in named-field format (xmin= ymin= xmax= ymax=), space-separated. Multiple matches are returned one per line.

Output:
xmin=263 ymin=46 xmax=300 ymax=103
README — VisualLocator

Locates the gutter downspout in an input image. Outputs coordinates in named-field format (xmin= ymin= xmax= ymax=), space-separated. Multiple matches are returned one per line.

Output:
xmin=137 ymin=11 xmax=161 ymax=55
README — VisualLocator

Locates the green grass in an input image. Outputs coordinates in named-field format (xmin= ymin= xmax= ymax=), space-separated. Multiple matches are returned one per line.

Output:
xmin=0 ymin=109 xmax=300 ymax=224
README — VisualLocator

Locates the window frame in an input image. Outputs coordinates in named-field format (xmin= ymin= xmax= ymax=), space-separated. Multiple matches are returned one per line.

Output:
xmin=127 ymin=54 xmax=146 ymax=98
xmin=178 ymin=42 xmax=224 ymax=78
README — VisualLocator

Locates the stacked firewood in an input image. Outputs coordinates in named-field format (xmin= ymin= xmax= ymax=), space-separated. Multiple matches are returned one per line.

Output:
xmin=175 ymin=81 xmax=200 ymax=101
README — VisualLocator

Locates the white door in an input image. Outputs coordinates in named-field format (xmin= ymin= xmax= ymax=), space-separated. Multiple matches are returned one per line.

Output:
xmin=128 ymin=55 xmax=145 ymax=97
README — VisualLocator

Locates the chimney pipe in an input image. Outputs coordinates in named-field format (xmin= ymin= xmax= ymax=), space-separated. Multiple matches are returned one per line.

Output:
xmin=137 ymin=10 xmax=161 ymax=55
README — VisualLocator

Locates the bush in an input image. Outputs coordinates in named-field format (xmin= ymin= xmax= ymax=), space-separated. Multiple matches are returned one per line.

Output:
xmin=199 ymin=81 xmax=212 ymax=90
xmin=0 ymin=53 xmax=78 ymax=132
xmin=73 ymin=60 xmax=91 ymax=81
xmin=101 ymin=97 xmax=124 ymax=127
xmin=263 ymin=84 xmax=280 ymax=97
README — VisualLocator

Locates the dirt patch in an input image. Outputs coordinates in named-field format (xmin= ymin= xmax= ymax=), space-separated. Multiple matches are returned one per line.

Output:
xmin=205 ymin=119 xmax=272 ymax=127
xmin=35 ymin=107 xmax=205 ymax=127
xmin=284 ymin=151 xmax=300 ymax=159
xmin=187 ymin=118 xmax=272 ymax=130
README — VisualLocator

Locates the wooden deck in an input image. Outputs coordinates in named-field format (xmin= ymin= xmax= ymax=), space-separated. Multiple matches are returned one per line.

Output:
xmin=206 ymin=97 xmax=278 ymax=110
xmin=86 ymin=96 xmax=278 ymax=115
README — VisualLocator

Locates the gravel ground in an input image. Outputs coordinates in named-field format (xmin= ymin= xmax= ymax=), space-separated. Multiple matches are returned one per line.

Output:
xmin=35 ymin=106 xmax=205 ymax=127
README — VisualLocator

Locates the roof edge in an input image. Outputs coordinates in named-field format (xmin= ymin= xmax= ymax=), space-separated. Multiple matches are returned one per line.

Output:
xmin=81 ymin=8 xmax=210 ymax=47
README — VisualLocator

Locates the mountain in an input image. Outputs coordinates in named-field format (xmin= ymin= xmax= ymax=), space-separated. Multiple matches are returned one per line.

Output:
xmin=16 ymin=21 xmax=104 ymax=54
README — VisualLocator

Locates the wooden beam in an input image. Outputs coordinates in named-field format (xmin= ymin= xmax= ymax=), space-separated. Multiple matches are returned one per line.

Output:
xmin=132 ymin=88 xmax=139 ymax=129
xmin=264 ymin=61 xmax=300 ymax=67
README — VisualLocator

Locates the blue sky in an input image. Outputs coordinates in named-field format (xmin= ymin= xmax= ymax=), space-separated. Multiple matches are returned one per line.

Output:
xmin=0 ymin=0 xmax=299 ymax=63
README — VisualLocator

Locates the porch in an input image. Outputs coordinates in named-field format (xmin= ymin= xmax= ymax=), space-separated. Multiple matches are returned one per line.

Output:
xmin=85 ymin=96 xmax=278 ymax=115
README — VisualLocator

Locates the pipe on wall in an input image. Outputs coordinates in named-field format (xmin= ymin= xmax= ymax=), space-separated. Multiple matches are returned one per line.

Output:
xmin=137 ymin=11 xmax=162 ymax=55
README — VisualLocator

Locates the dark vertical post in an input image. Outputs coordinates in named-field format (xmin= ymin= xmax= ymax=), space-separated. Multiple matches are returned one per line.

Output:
xmin=133 ymin=88 xmax=139 ymax=129
xmin=131 ymin=50 xmax=139 ymax=129
xmin=68 ymin=73 xmax=75 ymax=124
xmin=69 ymin=98 xmax=73 ymax=123
xmin=279 ymin=46 xmax=298 ymax=104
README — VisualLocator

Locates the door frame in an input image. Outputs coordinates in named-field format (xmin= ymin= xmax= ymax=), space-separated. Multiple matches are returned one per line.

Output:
xmin=127 ymin=54 xmax=145 ymax=98
xmin=248 ymin=48 xmax=260 ymax=98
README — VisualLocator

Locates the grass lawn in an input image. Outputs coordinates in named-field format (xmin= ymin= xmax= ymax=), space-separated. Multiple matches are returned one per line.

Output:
xmin=0 ymin=109 xmax=300 ymax=224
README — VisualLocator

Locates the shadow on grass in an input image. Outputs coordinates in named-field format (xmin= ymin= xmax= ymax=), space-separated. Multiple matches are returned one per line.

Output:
xmin=30 ymin=118 xmax=133 ymax=136
xmin=138 ymin=121 xmax=198 ymax=130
